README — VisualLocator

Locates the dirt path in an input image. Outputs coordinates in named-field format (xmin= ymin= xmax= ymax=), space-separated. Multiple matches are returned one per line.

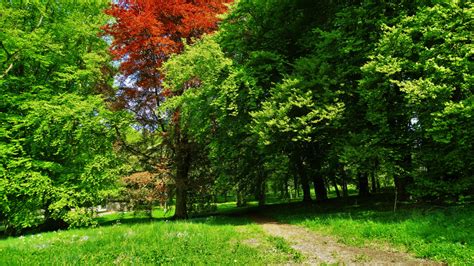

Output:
xmin=250 ymin=215 xmax=441 ymax=265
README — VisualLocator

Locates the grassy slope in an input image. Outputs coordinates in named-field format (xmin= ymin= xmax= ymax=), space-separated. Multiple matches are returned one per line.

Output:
xmin=0 ymin=216 xmax=298 ymax=265
xmin=265 ymin=195 xmax=474 ymax=264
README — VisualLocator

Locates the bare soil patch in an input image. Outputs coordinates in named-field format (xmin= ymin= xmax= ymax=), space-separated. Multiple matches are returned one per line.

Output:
xmin=249 ymin=214 xmax=442 ymax=265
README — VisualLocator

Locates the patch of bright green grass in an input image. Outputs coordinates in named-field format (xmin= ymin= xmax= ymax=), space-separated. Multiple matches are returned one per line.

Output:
xmin=267 ymin=199 xmax=474 ymax=264
xmin=267 ymin=236 xmax=304 ymax=262
xmin=95 ymin=206 xmax=174 ymax=225
xmin=0 ymin=216 xmax=296 ymax=265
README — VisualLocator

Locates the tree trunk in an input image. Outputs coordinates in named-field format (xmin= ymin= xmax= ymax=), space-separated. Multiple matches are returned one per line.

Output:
xmin=313 ymin=175 xmax=328 ymax=201
xmin=256 ymin=172 xmax=266 ymax=207
xmin=339 ymin=166 xmax=349 ymax=198
xmin=174 ymin=178 xmax=188 ymax=219
xmin=332 ymin=176 xmax=340 ymax=198
xmin=394 ymin=175 xmax=412 ymax=201
xmin=294 ymin=174 xmax=299 ymax=198
xmin=358 ymin=172 xmax=370 ymax=197
xmin=173 ymin=136 xmax=191 ymax=219
xmin=371 ymin=159 xmax=379 ymax=193
xmin=394 ymin=154 xmax=413 ymax=201
xmin=371 ymin=172 xmax=377 ymax=193
xmin=283 ymin=178 xmax=289 ymax=199
xmin=236 ymin=190 xmax=247 ymax=207
xmin=294 ymin=155 xmax=312 ymax=203
xmin=342 ymin=180 xmax=348 ymax=198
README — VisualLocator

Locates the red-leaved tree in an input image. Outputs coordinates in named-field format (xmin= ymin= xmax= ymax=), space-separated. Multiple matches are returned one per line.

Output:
xmin=103 ymin=0 xmax=231 ymax=218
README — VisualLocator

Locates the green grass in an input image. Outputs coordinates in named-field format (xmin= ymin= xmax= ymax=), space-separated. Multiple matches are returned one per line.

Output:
xmin=94 ymin=206 xmax=173 ymax=225
xmin=265 ymin=196 xmax=474 ymax=264
xmin=267 ymin=236 xmax=303 ymax=262
xmin=0 ymin=216 xmax=296 ymax=265
xmin=4 ymin=190 xmax=470 ymax=264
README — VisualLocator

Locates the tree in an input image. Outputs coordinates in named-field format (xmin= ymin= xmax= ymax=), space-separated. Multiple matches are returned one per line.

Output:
xmin=103 ymin=0 xmax=231 ymax=218
xmin=0 ymin=1 xmax=123 ymax=233
xmin=361 ymin=2 xmax=474 ymax=201
xmin=161 ymin=35 xmax=262 ymax=207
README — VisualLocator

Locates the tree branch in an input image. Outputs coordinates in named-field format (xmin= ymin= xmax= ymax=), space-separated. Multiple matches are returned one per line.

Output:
xmin=0 ymin=63 xmax=13 ymax=79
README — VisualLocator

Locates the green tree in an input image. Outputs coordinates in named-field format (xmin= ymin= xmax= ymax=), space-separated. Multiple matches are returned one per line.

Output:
xmin=0 ymin=1 xmax=123 ymax=233
xmin=361 ymin=2 xmax=474 ymax=201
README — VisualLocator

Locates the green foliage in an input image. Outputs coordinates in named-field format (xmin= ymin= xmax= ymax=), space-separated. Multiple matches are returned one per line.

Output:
xmin=0 ymin=1 xmax=124 ymax=232
xmin=361 ymin=2 xmax=474 ymax=200
xmin=252 ymin=78 xmax=344 ymax=145
xmin=162 ymin=35 xmax=270 ymax=203
xmin=161 ymin=0 xmax=473 ymax=206
xmin=1 ymin=94 xmax=123 ymax=231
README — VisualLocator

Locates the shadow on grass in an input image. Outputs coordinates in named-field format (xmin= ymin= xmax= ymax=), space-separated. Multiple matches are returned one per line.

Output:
xmin=93 ymin=193 xmax=423 ymax=228
xmin=260 ymin=192 xmax=474 ymax=255
xmin=261 ymin=192 xmax=472 ymax=224
xmin=96 ymin=216 xmax=169 ymax=227
xmin=94 ymin=207 xmax=258 ymax=228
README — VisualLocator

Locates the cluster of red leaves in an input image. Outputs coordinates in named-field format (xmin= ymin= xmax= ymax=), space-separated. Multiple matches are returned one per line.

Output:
xmin=103 ymin=0 xmax=231 ymax=91
xmin=122 ymin=167 xmax=172 ymax=209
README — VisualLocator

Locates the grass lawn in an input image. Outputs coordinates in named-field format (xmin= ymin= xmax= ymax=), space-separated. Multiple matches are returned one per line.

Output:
xmin=0 ymin=216 xmax=300 ymax=265
xmin=265 ymin=195 xmax=474 ymax=264
xmin=2 ymin=190 xmax=471 ymax=264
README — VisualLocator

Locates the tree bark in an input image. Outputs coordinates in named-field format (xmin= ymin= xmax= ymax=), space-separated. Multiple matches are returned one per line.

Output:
xmin=236 ymin=190 xmax=247 ymax=207
xmin=339 ymin=166 xmax=349 ymax=198
xmin=358 ymin=172 xmax=370 ymax=197
xmin=371 ymin=172 xmax=377 ymax=193
xmin=294 ymin=174 xmax=299 ymax=198
xmin=256 ymin=172 xmax=266 ymax=207
xmin=371 ymin=159 xmax=379 ymax=193
xmin=313 ymin=175 xmax=328 ymax=201
xmin=332 ymin=176 xmax=340 ymax=198
xmin=173 ymin=136 xmax=191 ymax=219
xmin=294 ymin=155 xmax=312 ymax=203
xmin=174 ymin=175 xmax=189 ymax=219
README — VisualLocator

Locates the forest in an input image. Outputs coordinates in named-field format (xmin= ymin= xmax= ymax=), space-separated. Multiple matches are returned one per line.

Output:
xmin=0 ymin=0 xmax=473 ymax=264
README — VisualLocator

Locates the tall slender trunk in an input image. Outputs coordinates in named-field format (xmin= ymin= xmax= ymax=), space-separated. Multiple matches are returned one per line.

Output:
xmin=294 ymin=155 xmax=312 ymax=203
xmin=294 ymin=174 xmax=299 ymax=198
xmin=371 ymin=172 xmax=377 ymax=193
xmin=256 ymin=170 xmax=266 ymax=207
xmin=339 ymin=166 xmax=349 ymax=198
xmin=332 ymin=176 xmax=340 ymax=198
xmin=394 ymin=153 xmax=413 ymax=201
xmin=358 ymin=172 xmax=370 ymax=197
xmin=371 ymin=159 xmax=379 ymax=193
xmin=283 ymin=178 xmax=289 ymax=199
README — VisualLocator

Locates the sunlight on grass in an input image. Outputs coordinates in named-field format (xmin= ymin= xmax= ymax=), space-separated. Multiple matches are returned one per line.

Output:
xmin=0 ymin=216 xmax=295 ymax=265
xmin=270 ymin=203 xmax=474 ymax=264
